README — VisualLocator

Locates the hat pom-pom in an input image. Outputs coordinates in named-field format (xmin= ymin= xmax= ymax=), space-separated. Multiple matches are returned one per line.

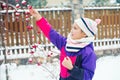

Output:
xmin=95 ymin=19 xmax=101 ymax=24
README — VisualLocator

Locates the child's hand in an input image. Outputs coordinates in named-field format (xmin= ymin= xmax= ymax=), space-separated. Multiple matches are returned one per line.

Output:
xmin=62 ymin=56 xmax=73 ymax=70
xmin=28 ymin=7 xmax=42 ymax=20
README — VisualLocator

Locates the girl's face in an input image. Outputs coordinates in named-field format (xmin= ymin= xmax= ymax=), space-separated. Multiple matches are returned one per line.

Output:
xmin=70 ymin=23 xmax=86 ymax=40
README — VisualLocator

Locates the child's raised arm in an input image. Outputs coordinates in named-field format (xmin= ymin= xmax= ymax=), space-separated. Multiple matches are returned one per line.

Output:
xmin=28 ymin=7 xmax=66 ymax=50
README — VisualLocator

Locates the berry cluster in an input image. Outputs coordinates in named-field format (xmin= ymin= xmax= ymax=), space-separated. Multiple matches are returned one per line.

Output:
xmin=14 ymin=0 xmax=32 ymax=20
xmin=1 ymin=1 xmax=58 ymax=79
xmin=14 ymin=0 xmax=54 ymax=66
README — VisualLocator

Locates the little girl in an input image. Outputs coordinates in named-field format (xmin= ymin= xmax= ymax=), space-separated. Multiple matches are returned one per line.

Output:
xmin=29 ymin=8 xmax=101 ymax=80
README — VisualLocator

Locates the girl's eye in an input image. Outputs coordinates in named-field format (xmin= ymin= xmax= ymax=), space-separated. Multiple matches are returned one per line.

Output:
xmin=74 ymin=26 xmax=77 ymax=29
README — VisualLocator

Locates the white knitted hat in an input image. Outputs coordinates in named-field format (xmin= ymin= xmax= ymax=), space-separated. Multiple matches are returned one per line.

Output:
xmin=75 ymin=18 xmax=101 ymax=37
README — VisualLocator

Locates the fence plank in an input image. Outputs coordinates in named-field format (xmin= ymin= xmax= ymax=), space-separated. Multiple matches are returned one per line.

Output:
xmin=9 ymin=14 xmax=14 ymax=46
xmin=59 ymin=11 xmax=63 ymax=35
xmin=19 ymin=14 xmax=24 ymax=45
xmin=116 ymin=10 xmax=120 ymax=38
xmin=33 ymin=21 xmax=37 ymax=44
xmin=55 ymin=11 xmax=59 ymax=31
xmin=104 ymin=10 xmax=107 ymax=38
xmin=108 ymin=12 xmax=111 ymax=38
xmin=63 ymin=11 xmax=67 ymax=37
xmin=67 ymin=10 xmax=71 ymax=33
xmin=14 ymin=16 xmax=19 ymax=45
xmin=45 ymin=11 xmax=50 ymax=44
xmin=84 ymin=8 xmax=120 ymax=39
xmin=4 ymin=14 xmax=9 ymax=46
xmin=111 ymin=11 xmax=114 ymax=38
xmin=23 ymin=13 xmax=28 ymax=45
xmin=118 ymin=10 xmax=120 ymax=38
xmin=97 ymin=10 xmax=102 ymax=39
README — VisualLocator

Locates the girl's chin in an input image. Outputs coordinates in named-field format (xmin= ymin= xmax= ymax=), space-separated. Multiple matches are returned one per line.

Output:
xmin=71 ymin=37 xmax=76 ymax=40
xmin=71 ymin=37 xmax=81 ymax=40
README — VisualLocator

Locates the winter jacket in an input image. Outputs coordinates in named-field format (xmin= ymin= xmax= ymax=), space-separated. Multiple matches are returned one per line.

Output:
xmin=36 ymin=17 xmax=97 ymax=80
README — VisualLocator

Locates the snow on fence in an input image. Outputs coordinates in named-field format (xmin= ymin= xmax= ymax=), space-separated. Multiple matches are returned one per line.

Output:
xmin=0 ymin=38 xmax=120 ymax=60
xmin=0 ymin=43 xmax=56 ymax=60
xmin=94 ymin=38 xmax=120 ymax=50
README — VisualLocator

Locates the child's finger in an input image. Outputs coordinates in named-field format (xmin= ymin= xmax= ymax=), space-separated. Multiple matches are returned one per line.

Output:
xmin=29 ymin=8 xmax=34 ymax=12
xmin=28 ymin=8 xmax=33 ymax=13
xmin=29 ymin=8 xmax=35 ymax=15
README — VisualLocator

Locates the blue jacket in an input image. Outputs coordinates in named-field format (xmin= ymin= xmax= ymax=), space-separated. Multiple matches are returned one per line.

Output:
xmin=36 ymin=17 xmax=97 ymax=80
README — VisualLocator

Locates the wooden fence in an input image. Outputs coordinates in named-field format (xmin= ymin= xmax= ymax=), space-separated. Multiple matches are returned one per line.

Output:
xmin=0 ymin=7 xmax=120 ymax=60
xmin=84 ymin=7 xmax=120 ymax=39
xmin=0 ymin=8 xmax=72 ymax=46
xmin=1 ymin=7 xmax=120 ymax=47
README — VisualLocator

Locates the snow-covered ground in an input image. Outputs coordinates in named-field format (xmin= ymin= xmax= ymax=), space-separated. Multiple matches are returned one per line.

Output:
xmin=0 ymin=59 xmax=60 ymax=80
xmin=93 ymin=55 xmax=120 ymax=80
xmin=0 ymin=55 xmax=120 ymax=80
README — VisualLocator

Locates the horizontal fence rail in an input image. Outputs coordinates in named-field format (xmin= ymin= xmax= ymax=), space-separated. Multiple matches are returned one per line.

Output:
xmin=0 ymin=38 xmax=120 ymax=60
xmin=94 ymin=38 xmax=120 ymax=50
xmin=0 ymin=43 xmax=56 ymax=60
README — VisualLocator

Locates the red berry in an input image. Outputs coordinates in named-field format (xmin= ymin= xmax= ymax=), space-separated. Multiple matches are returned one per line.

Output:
xmin=15 ymin=17 xmax=19 ymax=20
xmin=37 ymin=62 xmax=41 ymax=66
xmin=32 ymin=35 xmax=34 ymax=38
xmin=25 ymin=15 xmax=29 ymax=18
xmin=47 ymin=54 xmax=51 ymax=57
xmin=50 ymin=53 xmax=53 ymax=55
xmin=37 ymin=31 xmax=41 ymax=34
xmin=26 ymin=18 xmax=30 ymax=22
xmin=15 ymin=12 xmax=20 ymax=16
xmin=27 ymin=26 xmax=33 ymax=30
xmin=15 ymin=0 xmax=19 ymax=2
xmin=28 ymin=58 xmax=32 ymax=63
xmin=28 ymin=5 xmax=32 ymax=9
xmin=14 ymin=10 xmax=18 ymax=13
xmin=16 ymin=4 xmax=20 ymax=8
xmin=25 ymin=11 xmax=30 ymax=15
xmin=2 ymin=3 xmax=7 ymax=7
xmin=32 ymin=45 xmax=37 ymax=49
xmin=30 ymin=51 xmax=34 ymax=54
xmin=38 ymin=41 xmax=41 ymax=44
xmin=22 ymin=0 xmax=27 ymax=5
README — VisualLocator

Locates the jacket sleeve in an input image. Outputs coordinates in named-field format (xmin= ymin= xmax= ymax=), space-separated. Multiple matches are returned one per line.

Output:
xmin=68 ymin=47 xmax=96 ymax=80
xmin=36 ymin=17 xmax=66 ymax=50
xmin=68 ymin=65 xmax=84 ymax=80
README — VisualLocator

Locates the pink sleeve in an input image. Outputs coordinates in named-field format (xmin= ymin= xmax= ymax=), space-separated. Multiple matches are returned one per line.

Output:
xmin=36 ymin=17 xmax=51 ymax=39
